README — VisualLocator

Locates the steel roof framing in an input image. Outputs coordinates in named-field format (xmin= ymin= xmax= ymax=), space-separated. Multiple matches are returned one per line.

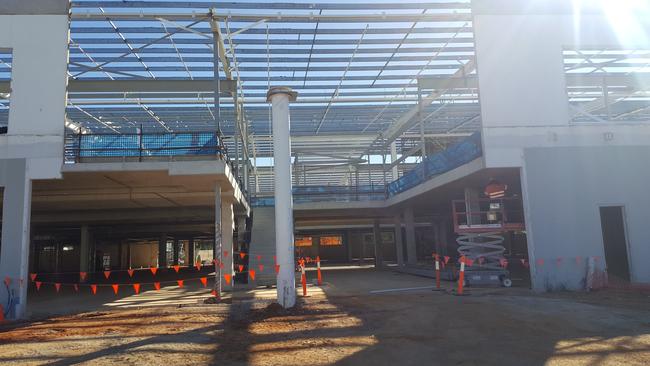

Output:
xmin=1 ymin=1 xmax=645 ymax=192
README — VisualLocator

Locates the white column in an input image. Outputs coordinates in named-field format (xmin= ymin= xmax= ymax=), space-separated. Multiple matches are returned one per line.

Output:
xmin=0 ymin=159 xmax=32 ymax=319
xmin=221 ymin=200 xmax=234 ymax=289
xmin=213 ymin=184 xmax=222 ymax=295
xmin=404 ymin=207 xmax=417 ymax=265
xmin=267 ymin=86 xmax=298 ymax=308
xmin=390 ymin=142 xmax=399 ymax=180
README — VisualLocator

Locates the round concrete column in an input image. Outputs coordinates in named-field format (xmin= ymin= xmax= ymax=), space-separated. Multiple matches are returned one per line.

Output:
xmin=267 ymin=86 xmax=298 ymax=308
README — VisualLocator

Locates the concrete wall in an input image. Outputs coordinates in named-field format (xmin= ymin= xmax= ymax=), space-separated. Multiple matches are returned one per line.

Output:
xmin=0 ymin=12 xmax=69 ymax=173
xmin=472 ymin=0 xmax=650 ymax=168
xmin=470 ymin=0 xmax=650 ymax=290
xmin=523 ymin=146 xmax=650 ymax=290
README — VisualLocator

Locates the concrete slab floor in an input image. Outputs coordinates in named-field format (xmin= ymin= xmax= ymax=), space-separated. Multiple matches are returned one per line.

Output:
xmin=0 ymin=267 xmax=648 ymax=365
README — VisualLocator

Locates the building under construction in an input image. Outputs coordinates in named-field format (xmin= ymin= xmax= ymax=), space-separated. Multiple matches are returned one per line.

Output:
xmin=1 ymin=0 xmax=650 ymax=321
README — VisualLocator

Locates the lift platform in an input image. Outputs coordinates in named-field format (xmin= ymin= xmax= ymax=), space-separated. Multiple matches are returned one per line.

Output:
xmin=452 ymin=197 xmax=525 ymax=287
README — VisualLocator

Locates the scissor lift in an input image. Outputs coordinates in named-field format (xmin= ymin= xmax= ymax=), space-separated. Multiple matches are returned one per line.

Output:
xmin=452 ymin=197 xmax=525 ymax=287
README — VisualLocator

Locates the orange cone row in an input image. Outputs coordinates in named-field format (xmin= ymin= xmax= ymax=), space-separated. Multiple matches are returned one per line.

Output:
xmin=31 ymin=276 xmax=212 ymax=295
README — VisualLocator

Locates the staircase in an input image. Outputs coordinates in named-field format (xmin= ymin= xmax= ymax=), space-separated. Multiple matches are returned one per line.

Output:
xmin=248 ymin=206 xmax=277 ymax=287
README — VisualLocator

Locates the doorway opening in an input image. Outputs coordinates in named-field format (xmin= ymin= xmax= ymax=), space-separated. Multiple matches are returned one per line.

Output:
xmin=599 ymin=206 xmax=631 ymax=282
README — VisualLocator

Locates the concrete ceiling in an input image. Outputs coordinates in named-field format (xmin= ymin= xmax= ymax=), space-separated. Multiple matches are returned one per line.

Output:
xmin=30 ymin=170 xmax=233 ymax=212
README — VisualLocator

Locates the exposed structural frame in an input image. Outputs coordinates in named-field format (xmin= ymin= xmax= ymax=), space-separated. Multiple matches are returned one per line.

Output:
xmin=69 ymin=8 xmax=258 ymax=194
xmin=4 ymin=1 xmax=485 ymax=193
xmin=364 ymin=58 xmax=478 ymax=186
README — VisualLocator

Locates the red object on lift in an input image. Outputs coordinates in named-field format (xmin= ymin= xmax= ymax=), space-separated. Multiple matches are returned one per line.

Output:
xmin=484 ymin=178 xmax=507 ymax=199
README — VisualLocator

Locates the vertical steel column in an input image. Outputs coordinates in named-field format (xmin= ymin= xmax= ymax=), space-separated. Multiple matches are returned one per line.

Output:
xmin=355 ymin=166 xmax=360 ymax=199
xmin=172 ymin=239 xmax=179 ymax=265
xmin=234 ymin=100 xmax=240 ymax=178
xmin=367 ymin=153 xmax=372 ymax=187
xmin=267 ymin=86 xmax=298 ymax=309
xmin=418 ymin=87 xmax=427 ymax=160
xmin=214 ymin=184 xmax=222 ymax=297
xmin=373 ymin=219 xmax=383 ymax=267
xmin=188 ymin=238 xmax=195 ymax=265
xmin=211 ymin=19 xmax=221 ymax=133
xmin=158 ymin=234 xmax=168 ymax=268
xmin=404 ymin=207 xmax=417 ymax=265
xmin=381 ymin=142 xmax=387 ymax=188
xmin=394 ymin=214 xmax=405 ymax=266
xmin=390 ymin=142 xmax=399 ymax=180
xmin=80 ymin=225 xmax=90 ymax=278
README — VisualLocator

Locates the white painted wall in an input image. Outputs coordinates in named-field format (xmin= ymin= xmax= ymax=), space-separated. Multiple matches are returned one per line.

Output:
xmin=472 ymin=0 xmax=650 ymax=289
xmin=523 ymin=146 xmax=650 ymax=288
xmin=0 ymin=12 xmax=69 ymax=319
xmin=0 ymin=15 xmax=69 ymax=171
xmin=473 ymin=1 xmax=650 ymax=168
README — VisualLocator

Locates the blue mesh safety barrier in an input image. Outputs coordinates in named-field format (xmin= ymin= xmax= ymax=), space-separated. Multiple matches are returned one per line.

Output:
xmin=65 ymin=132 xmax=224 ymax=161
xmin=386 ymin=132 xmax=482 ymax=197
xmin=66 ymin=132 xmax=482 ymax=204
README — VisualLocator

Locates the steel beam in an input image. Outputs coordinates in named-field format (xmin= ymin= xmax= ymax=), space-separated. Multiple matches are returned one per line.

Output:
xmin=71 ymin=12 xmax=472 ymax=23
xmin=0 ymin=79 xmax=238 ymax=94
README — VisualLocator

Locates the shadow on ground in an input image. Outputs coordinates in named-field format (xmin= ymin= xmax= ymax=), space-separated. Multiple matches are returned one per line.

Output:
xmin=0 ymin=268 xmax=648 ymax=365
xmin=210 ymin=268 xmax=650 ymax=366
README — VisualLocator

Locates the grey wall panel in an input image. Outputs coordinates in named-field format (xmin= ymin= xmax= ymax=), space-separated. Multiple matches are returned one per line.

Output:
xmin=0 ymin=0 xmax=70 ymax=15
xmin=523 ymin=146 xmax=650 ymax=290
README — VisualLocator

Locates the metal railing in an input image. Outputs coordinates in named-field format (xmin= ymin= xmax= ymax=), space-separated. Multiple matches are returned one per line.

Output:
xmin=64 ymin=131 xmax=225 ymax=163
xmin=452 ymin=197 xmax=525 ymax=234
xmin=293 ymin=185 xmax=386 ymax=204
xmin=64 ymin=131 xmax=483 ymax=206
xmin=251 ymin=185 xmax=386 ymax=206
xmin=64 ymin=131 xmax=250 ymax=202
xmin=252 ymin=133 xmax=484 ymax=205
xmin=387 ymin=132 xmax=482 ymax=197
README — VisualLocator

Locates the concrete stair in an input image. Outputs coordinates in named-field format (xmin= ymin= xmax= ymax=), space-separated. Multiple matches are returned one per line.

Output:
xmin=248 ymin=206 xmax=277 ymax=287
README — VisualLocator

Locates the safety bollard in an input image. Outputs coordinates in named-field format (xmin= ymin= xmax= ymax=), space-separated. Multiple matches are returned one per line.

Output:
xmin=300 ymin=259 xmax=307 ymax=296
xmin=435 ymin=254 xmax=441 ymax=289
xmin=433 ymin=253 xmax=443 ymax=291
xmin=457 ymin=256 xmax=466 ymax=295
xmin=316 ymin=256 xmax=323 ymax=286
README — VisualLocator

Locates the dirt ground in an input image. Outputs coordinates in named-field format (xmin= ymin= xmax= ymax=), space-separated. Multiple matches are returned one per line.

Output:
xmin=1 ymin=268 xmax=649 ymax=365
